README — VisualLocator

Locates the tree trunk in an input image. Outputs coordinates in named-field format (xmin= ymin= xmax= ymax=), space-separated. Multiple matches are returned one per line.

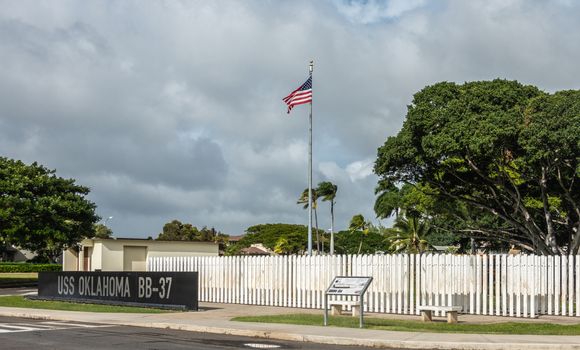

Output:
xmin=540 ymin=166 xmax=559 ymax=254
xmin=330 ymin=201 xmax=334 ymax=255
xmin=462 ymin=157 xmax=555 ymax=254
xmin=556 ymin=167 xmax=580 ymax=254
xmin=314 ymin=207 xmax=320 ymax=252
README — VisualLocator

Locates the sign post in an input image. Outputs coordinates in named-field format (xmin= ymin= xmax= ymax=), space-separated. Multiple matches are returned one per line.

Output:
xmin=324 ymin=276 xmax=373 ymax=328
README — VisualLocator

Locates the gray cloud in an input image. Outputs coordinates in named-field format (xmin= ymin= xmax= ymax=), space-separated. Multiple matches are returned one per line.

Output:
xmin=1 ymin=0 xmax=579 ymax=236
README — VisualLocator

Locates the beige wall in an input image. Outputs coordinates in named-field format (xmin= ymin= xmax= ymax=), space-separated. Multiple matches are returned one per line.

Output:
xmin=147 ymin=241 xmax=218 ymax=258
xmin=123 ymin=246 xmax=147 ymax=271
xmin=63 ymin=239 xmax=219 ymax=271
xmin=62 ymin=249 xmax=78 ymax=271
xmin=91 ymin=242 xmax=103 ymax=271
xmin=99 ymin=241 xmax=124 ymax=271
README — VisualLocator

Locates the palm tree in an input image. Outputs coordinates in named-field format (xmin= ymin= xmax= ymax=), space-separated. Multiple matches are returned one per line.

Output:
xmin=274 ymin=237 xmax=290 ymax=255
xmin=349 ymin=214 xmax=370 ymax=254
xmin=317 ymin=181 xmax=337 ymax=255
xmin=374 ymin=182 xmax=411 ymax=220
xmin=386 ymin=215 xmax=431 ymax=253
xmin=297 ymin=188 xmax=320 ymax=252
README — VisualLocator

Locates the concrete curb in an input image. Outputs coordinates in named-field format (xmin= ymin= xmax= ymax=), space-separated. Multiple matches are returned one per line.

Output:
xmin=115 ymin=322 xmax=580 ymax=350
xmin=1 ymin=310 xmax=579 ymax=350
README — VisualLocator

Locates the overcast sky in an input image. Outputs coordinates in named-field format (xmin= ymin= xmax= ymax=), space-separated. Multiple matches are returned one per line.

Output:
xmin=1 ymin=0 xmax=579 ymax=238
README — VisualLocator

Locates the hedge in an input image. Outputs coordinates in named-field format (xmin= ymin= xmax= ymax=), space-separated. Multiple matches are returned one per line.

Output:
xmin=0 ymin=263 xmax=62 ymax=273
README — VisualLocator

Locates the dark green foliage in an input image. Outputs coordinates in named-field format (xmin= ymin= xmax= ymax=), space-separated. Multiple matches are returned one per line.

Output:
xmin=374 ymin=80 xmax=579 ymax=254
xmin=425 ymin=229 xmax=462 ymax=246
xmin=374 ymin=183 xmax=462 ymax=247
xmin=157 ymin=220 xmax=224 ymax=242
xmin=93 ymin=224 xmax=113 ymax=239
xmin=227 ymin=223 xmax=310 ymax=255
xmin=0 ymin=157 xmax=99 ymax=261
xmin=157 ymin=220 xmax=200 ymax=241
xmin=0 ymin=263 xmax=61 ymax=272
xmin=375 ymin=183 xmax=432 ymax=219
xmin=317 ymin=182 xmax=337 ymax=203
xmin=348 ymin=214 xmax=373 ymax=254
xmin=334 ymin=229 xmax=387 ymax=254
xmin=156 ymin=220 xmax=228 ymax=250
xmin=385 ymin=215 xmax=431 ymax=253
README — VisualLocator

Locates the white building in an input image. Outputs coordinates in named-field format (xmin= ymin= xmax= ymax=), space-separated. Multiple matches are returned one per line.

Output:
xmin=62 ymin=238 xmax=219 ymax=272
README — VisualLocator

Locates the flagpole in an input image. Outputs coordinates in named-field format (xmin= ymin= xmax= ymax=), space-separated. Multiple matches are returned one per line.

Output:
xmin=307 ymin=60 xmax=313 ymax=256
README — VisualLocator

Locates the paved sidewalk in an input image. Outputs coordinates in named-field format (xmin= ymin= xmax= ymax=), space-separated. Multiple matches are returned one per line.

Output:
xmin=0 ymin=302 xmax=579 ymax=349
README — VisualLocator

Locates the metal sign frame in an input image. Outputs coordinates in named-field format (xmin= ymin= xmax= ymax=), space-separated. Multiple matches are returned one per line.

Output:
xmin=324 ymin=276 xmax=373 ymax=328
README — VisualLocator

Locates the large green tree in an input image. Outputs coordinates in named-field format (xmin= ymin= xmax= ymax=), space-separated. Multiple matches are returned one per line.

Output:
xmin=157 ymin=220 xmax=200 ymax=241
xmin=375 ymin=182 xmax=465 ymax=248
xmin=334 ymin=229 xmax=387 ymax=254
xmin=0 ymin=157 xmax=99 ymax=261
xmin=374 ymin=80 xmax=579 ymax=254
xmin=157 ymin=220 xmax=229 ymax=250
xmin=227 ymin=223 xmax=309 ymax=255
xmin=93 ymin=223 xmax=113 ymax=239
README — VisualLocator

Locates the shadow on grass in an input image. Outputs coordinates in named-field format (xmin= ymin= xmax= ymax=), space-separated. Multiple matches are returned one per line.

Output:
xmin=0 ymin=295 xmax=172 ymax=313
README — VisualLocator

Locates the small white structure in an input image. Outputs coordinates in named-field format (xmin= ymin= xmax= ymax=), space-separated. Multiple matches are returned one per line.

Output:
xmin=63 ymin=238 xmax=219 ymax=272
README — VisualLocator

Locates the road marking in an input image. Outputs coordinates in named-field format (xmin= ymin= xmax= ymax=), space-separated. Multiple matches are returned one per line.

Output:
xmin=11 ymin=323 xmax=56 ymax=329
xmin=39 ymin=321 xmax=110 ymax=328
xmin=0 ymin=324 xmax=40 ymax=332
xmin=0 ymin=321 xmax=112 ymax=334
xmin=244 ymin=344 xmax=281 ymax=349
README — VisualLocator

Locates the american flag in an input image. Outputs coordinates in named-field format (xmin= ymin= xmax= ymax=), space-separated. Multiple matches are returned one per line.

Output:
xmin=283 ymin=76 xmax=312 ymax=113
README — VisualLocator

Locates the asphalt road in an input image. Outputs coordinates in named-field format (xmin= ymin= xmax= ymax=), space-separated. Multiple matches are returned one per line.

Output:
xmin=0 ymin=287 xmax=37 ymax=296
xmin=0 ymin=316 xmax=383 ymax=350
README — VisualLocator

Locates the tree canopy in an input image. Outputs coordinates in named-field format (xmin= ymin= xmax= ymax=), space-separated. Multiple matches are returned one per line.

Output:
xmin=93 ymin=223 xmax=113 ymax=239
xmin=374 ymin=80 xmax=579 ymax=254
xmin=156 ymin=220 xmax=229 ymax=250
xmin=385 ymin=215 xmax=431 ymax=254
xmin=227 ymin=223 xmax=310 ymax=255
xmin=0 ymin=157 xmax=99 ymax=261
xmin=334 ymin=229 xmax=386 ymax=255
xmin=348 ymin=214 xmax=372 ymax=254
xmin=229 ymin=222 xmax=394 ymax=255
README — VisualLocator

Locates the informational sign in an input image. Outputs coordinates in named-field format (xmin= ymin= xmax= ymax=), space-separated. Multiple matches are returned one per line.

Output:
xmin=326 ymin=276 xmax=373 ymax=296
xmin=324 ymin=276 xmax=373 ymax=328
xmin=38 ymin=271 xmax=198 ymax=310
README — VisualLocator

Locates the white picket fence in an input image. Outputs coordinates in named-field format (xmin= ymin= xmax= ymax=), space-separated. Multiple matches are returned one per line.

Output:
xmin=147 ymin=254 xmax=580 ymax=318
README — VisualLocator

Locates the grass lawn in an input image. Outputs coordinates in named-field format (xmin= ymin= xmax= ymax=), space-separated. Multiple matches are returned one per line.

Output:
xmin=0 ymin=272 xmax=38 ymax=282
xmin=0 ymin=272 xmax=38 ymax=286
xmin=233 ymin=314 xmax=580 ymax=335
xmin=0 ymin=295 xmax=172 ymax=313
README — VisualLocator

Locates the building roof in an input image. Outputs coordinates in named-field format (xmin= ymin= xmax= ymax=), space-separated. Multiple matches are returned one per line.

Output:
xmin=228 ymin=235 xmax=244 ymax=242
xmin=82 ymin=238 xmax=218 ymax=246
xmin=240 ymin=246 xmax=271 ymax=255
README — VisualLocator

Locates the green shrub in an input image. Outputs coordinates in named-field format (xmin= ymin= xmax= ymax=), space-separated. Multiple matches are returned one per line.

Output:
xmin=0 ymin=263 xmax=62 ymax=273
